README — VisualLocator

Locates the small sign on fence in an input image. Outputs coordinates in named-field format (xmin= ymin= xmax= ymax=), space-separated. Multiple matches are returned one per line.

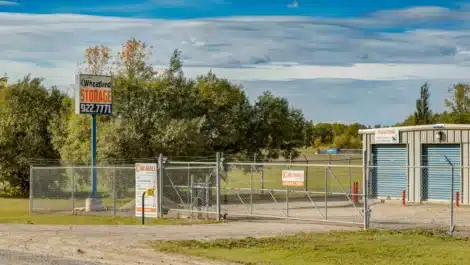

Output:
xmin=281 ymin=170 xmax=305 ymax=187
xmin=135 ymin=163 xmax=158 ymax=217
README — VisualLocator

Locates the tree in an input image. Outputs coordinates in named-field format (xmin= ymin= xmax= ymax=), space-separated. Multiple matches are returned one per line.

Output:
xmin=312 ymin=123 xmax=334 ymax=146
xmin=194 ymin=71 xmax=253 ymax=155
xmin=252 ymin=91 xmax=306 ymax=159
xmin=116 ymin=38 xmax=157 ymax=81
xmin=0 ymin=76 xmax=7 ymax=89
xmin=304 ymin=120 xmax=314 ymax=148
xmin=0 ymin=76 xmax=70 ymax=195
xmin=444 ymin=83 xmax=470 ymax=124
xmin=79 ymin=45 xmax=111 ymax=75
xmin=414 ymin=82 xmax=432 ymax=125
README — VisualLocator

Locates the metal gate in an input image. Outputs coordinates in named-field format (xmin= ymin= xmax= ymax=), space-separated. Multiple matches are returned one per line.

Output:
xmin=161 ymin=162 xmax=218 ymax=218
xmin=219 ymin=161 xmax=365 ymax=226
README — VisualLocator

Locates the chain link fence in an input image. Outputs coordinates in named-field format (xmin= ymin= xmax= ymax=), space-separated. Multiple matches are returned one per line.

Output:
xmin=367 ymin=161 xmax=470 ymax=234
xmin=30 ymin=166 xmax=135 ymax=216
xmin=29 ymin=151 xmax=470 ymax=234
xmin=219 ymin=158 xmax=365 ymax=225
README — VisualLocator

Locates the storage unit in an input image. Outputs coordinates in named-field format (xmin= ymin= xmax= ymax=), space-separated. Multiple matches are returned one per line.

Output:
xmin=422 ymin=144 xmax=461 ymax=201
xmin=371 ymin=144 xmax=408 ymax=198
xmin=359 ymin=124 xmax=470 ymax=204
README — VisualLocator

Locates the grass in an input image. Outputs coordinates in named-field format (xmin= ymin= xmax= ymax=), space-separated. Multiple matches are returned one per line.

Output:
xmin=224 ymin=154 xmax=363 ymax=193
xmin=0 ymin=198 xmax=218 ymax=225
xmin=153 ymin=229 xmax=470 ymax=265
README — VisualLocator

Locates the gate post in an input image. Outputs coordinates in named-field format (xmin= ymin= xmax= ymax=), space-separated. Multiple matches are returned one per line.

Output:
xmin=450 ymin=165 xmax=455 ymax=234
xmin=29 ymin=165 xmax=33 ymax=215
xmin=158 ymin=154 xmax=164 ymax=218
xmin=362 ymin=148 xmax=370 ymax=229
xmin=216 ymin=152 xmax=221 ymax=221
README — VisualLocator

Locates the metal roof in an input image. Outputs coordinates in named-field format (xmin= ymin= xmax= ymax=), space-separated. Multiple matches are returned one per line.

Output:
xmin=358 ymin=124 xmax=470 ymax=134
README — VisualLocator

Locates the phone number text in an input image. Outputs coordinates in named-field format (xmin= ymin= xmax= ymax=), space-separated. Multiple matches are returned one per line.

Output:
xmin=80 ymin=103 xmax=112 ymax=115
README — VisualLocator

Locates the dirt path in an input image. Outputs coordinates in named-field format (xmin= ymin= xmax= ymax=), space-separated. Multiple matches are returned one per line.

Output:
xmin=0 ymin=221 xmax=355 ymax=265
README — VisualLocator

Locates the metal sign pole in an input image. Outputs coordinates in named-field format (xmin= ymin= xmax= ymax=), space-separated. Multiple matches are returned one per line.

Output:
xmin=216 ymin=152 xmax=221 ymax=221
xmin=91 ymin=114 xmax=97 ymax=199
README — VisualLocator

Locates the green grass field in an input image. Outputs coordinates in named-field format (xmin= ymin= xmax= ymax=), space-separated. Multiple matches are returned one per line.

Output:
xmin=224 ymin=153 xmax=363 ymax=193
xmin=0 ymin=198 xmax=217 ymax=225
xmin=153 ymin=230 xmax=470 ymax=265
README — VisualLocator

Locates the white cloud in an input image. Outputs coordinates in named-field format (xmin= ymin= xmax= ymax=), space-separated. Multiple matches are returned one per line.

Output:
xmin=0 ymin=1 xmax=18 ymax=6
xmin=60 ymin=0 xmax=229 ymax=14
xmin=0 ymin=9 xmax=469 ymax=123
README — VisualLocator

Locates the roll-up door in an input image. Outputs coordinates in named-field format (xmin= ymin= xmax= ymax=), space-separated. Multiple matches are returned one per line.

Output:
xmin=422 ymin=144 xmax=461 ymax=201
xmin=371 ymin=144 xmax=408 ymax=198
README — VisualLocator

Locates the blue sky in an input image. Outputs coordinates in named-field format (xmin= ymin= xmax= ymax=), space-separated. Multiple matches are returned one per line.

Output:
xmin=2 ymin=0 xmax=470 ymax=125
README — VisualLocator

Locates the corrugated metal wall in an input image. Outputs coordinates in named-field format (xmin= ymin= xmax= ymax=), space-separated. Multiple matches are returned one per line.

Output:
xmin=362 ymin=129 xmax=470 ymax=204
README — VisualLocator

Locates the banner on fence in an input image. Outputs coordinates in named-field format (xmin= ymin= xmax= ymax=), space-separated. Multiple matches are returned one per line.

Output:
xmin=135 ymin=163 xmax=158 ymax=217
xmin=281 ymin=170 xmax=305 ymax=187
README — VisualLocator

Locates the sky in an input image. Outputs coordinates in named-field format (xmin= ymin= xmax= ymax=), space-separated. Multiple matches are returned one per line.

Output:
xmin=1 ymin=0 xmax=470 ymax=125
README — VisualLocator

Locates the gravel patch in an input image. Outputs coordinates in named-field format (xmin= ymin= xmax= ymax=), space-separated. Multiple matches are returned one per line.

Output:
xmin=0 ymin=221 xmax=355 ymax=265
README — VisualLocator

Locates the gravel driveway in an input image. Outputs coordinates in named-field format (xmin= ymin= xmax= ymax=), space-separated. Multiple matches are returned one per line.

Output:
xmin=0 ymin=221 xmax=355 ymax=265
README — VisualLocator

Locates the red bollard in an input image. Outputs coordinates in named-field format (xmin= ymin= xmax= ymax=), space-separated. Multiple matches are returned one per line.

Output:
xmin=402 ymin=189 xmax=406 ymax=206
xmin=355 ymin=182 xmax=359 ymax=204
xmin=456 ymin=192 xmax=460 ymax=207
xmin=352 ymin=182 xmax=359 ymax=204
xmin=352 ymin=182 xmax=356 ymax=204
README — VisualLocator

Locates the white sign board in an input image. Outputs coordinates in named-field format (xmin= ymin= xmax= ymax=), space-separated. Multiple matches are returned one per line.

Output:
xmin=282 ymin=170 xmax=305 ymax=187
xmin=374 ymin=128 xmax=400 ymax=144
xmin=75 ymin=74 xmax=112 ymax=115
xmin=135 ymin=163 xmax=158 ymax=217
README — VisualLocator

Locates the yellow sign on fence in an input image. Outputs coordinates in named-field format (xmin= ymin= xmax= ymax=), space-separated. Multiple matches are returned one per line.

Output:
xmin=145 ymin=188 xmax=155 ymax=197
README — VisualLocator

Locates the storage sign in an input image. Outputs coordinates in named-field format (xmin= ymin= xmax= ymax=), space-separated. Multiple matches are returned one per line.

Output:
xmin=135 ymin=163 xmax=158 ymax=217
xmin=374 ymin=128 xmax=399 ymax=144
xmin=75 ymin=74 xmax=112 ymax=115
xmin=282 ymin=170 xmax=305 ymax=187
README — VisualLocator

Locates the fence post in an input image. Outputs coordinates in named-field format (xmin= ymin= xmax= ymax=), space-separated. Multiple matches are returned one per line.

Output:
xmin=362 ymin=149 xmax=369 ymax=230
xmin=29 ymin=165 xmax=33 ymax=215
xmin=72 ymin=166 xmax=75 ymax=214
xmin=158 ymin=154 xmax=164 ymax=218
xmin=324 ymin=165 xmax=328 ymax=220
xmin=450 ymin=165 xmax=455 ymax=235
xmin=216 ymin=152 xmax=221 ymax=221
xmin=112 ymin=164 xmax=116 ymax=217
xmin=304 ymin=155 xmax=309 ymax=191
xmin=286 ymin=188 xmax=289 ymax=219
xmin=348 ymin=157 xmax=352 ymax=195
xmin=261 ymin=162 xmax=265 ymax=194
xmin=250 ymin=153 xmax=254 ymax=215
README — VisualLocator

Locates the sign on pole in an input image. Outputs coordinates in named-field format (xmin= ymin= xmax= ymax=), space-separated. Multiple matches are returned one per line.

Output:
xmin=75 ymin=74 xmax=112 ymax=115
xmin=374 ymin=128 xmax=399 ymax=144
xmin=282 ymin=170 xmax=305 ymax=187
xmin=135 ymin=163 xmax=158 ymax=217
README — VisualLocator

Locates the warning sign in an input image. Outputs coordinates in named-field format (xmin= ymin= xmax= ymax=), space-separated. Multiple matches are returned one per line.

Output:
xmin=282 ymin=170 xmax=305 ymax=187
xmin=135 ymin=163 xmax=158 ymax=217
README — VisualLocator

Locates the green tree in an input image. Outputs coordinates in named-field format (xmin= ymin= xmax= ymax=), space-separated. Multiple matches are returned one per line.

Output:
xmin=0 ymin=76 xmax=70 ymax=195
xmin=414 ymin=82 xmax=432 ymax=125
xmin=252 ymin=91 xmax=306 ymax=159
xmin=304 ymin=120 xmax=314 ymax=148
xmin=444 ymin=83 xmax=470 ymax=124
xmin=312 ymin=123 xmax=334 ymax=146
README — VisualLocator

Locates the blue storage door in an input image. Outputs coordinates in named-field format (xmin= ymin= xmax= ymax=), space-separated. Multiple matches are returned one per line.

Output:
xmin=372 ymin=144 xmax=408 ymax=198
xmin=422 ymin=144 xmax=461 ymax=201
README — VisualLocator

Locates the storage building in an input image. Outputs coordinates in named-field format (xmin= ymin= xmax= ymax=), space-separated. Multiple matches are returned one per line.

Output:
xmin=358 ymin=124 xmax=470 ymax=204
